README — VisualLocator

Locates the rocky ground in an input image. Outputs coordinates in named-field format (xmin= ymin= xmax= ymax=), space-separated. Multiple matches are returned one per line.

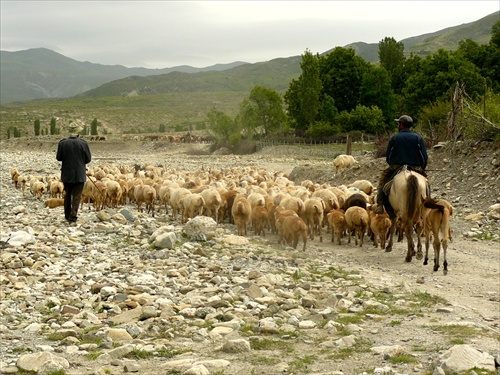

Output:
xmin=0 ymin=139 xmax=499 ymax=375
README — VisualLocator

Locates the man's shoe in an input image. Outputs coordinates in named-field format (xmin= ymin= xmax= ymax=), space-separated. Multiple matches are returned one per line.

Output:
xmin=373 ymin=204 xmax=384 ymax=214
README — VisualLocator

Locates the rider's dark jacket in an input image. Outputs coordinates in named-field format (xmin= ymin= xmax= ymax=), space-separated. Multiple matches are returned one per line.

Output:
xmin=386 ymin=128 xmax=428 ymax=170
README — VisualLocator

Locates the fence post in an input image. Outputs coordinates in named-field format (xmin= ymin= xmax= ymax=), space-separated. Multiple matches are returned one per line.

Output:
xmin=346 ymin=135 xmax=351 ymax=155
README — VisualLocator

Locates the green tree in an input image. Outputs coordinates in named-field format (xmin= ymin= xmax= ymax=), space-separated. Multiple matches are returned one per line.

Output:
xmin=206 ymin=107 xmax=240 ymax=146
xmin=284 ymin=50 xmax=322 ymax=132
xmin=319 ymin=47 xmax=370 ymax=113
xmin=349 ymin=105 xmax=386 ymax=134
xmin=159 ymin=124 xmax=166 ymax=133
xmin=378 ymin=37 xmax=405 ymax=87
xmin=318 ymin=94 xmax=339 ymax=125
xmin=50 ymin=117 xmax=57 ymax=135
xmin=13 ymin=127 xmax=21 ymax=138
xmin=403 ymin=49 xmax=483 ymax=115
xmin=34 ymin=118 xmax=41 ymax=136
xmin=360 ymin=65 xmax=395 ymax=127
xmin=7 ymin=127 xmax=11 ymax=139
xmin=91 ymin=118 xmax=98 ymax=135
xmin=246 ymin=85 xmax=286 ymax=137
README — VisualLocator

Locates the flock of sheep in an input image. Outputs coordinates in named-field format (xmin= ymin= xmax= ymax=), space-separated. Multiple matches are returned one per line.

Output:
xmin=10 ymin=153 xmax=452 ymax=272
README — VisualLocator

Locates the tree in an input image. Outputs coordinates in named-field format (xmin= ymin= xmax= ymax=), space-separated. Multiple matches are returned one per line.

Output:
xmin=159 ymin=123 xmax=166 ymax=133
xmin=284 ymin=50 xmax=322 ymax=131
xmin=34 ymin=118 xmax=41 ymax=136
xmin=318 ymin=94 xmax=339 ymax=125
xmin=91 ymin=118 xmax=98 ymax=136
xmin=319 ymin=47 xmax=370 ymax=113
xmin=378 ymin=37 xmax=405 ymax=86
xmin=403 ymin=49 xmax=484 ymax=116
xmin=246 ymin=85 xmax=286 ymax=137
xmin=50 ymin=117 xmax=57 ymax=135
xmin=360 ymin=65 xmax=395 ymax=127
xmin=206 ymin=107 xmax=240 ymax=146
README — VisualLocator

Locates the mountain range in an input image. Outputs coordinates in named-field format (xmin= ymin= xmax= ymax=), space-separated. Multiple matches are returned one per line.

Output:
xmin=0 ymin=11 xmax=498 ymax=105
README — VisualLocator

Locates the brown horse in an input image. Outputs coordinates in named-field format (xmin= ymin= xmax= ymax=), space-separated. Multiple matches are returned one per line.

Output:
xmin=385 ymin=166 xmax=430 ymax=262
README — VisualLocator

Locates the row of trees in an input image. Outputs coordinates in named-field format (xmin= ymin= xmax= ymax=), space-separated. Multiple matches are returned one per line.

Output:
xmin=207 ymin=21 xmax=500 ymax=148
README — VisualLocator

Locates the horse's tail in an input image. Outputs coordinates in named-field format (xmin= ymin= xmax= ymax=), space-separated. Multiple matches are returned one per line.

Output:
xmin=407 ymin=174 xmax=420 ymax=220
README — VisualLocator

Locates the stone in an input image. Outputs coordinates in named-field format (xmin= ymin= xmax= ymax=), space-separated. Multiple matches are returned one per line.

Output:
xmin=16 ymin=352 xmax=70 ymax=373
xmin=433 ymin=344 xmax=496 ymax=374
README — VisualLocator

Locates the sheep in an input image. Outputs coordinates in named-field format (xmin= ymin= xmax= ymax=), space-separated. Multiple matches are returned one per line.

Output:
xmin=333 ymin=154 xmax=358 ymax=174
xmin=369 ymin=211 xmax=392 ymax=249
xmin=220 ymin=190 xmax=239 ymax=224
xmin=347 ymin=179 xmax=374 ymax=195
xmin=169 ymin=187 xmax=192 ymax=220
xmin=423 ymin=198 xmax=453 ymax=274
xmin=135 ymin=184 xmax=156 ymax=216
xmin=105 ymin=180 xmax=122 ymax=209
xmin=327 ymin=208 xmax=347 ymax=245
xmin=311 ymin=188 xmax=339 ymax=227
xmin=180 ymin=193 xmax=205 ymax=222
xmin=281 ymin=215 xmax=307 ymax=251
xmin=279 ymin=196 xmax=305 ymax=218
xmin=31 ymin=181 xmax=46 ymax=200
xmin=231 ymin=194 xmax=252 ymax=236
xmin=200 ymin=188 xmax=222 ymax=222
xmin=18 ymin=175 xmax=28 ymax=193
xmin=345 ymin=206 xmax=369 ymax=247
xmin=44 ymin=198 xmax=64 ymax=208
xmin=251 ymin=205 xmax=268 ymax=237
xmin=274 ymin=207 xmax=299 ymax=245
xmin=49 ymin=180 xmax=65 ymax=198
xmin=11 ymin=169 xmax=20 ymax=188
xmin=342 ymin=193 xmax=368 ymax=211
xmin=304 ymin=197 xmax=325 ymax=242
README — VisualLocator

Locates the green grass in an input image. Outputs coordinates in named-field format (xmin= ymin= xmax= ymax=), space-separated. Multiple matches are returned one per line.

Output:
xmin=289 ymin=355 xmax=317 ymax=373
xmin=250 ymin=337 xmax=294 ymax=353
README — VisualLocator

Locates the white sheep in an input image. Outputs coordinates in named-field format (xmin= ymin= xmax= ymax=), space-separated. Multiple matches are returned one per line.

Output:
xmin=333 ymin=154 xmax=358 ymax=174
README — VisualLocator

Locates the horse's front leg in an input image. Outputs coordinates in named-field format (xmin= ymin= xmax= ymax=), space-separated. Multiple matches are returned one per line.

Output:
xmin=385 ymin=219 xmax=397 ymax=252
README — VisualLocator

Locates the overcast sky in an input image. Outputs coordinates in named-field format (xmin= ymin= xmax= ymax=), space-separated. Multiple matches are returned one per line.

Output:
xmin=1 ymin=1 xmax=498 ymax=69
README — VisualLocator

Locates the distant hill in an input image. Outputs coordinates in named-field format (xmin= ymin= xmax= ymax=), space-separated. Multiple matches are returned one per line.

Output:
xmin=0 ymin=48 xmax=247 ymax=104
xmin=0 ymin=11 xmax=497 ymax=105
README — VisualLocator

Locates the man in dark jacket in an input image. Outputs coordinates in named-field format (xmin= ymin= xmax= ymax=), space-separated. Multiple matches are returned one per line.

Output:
xmin=374 ymin=115 xmax=428 ymax=216
xmin=56 ymin=122 xmax=92 ymax=223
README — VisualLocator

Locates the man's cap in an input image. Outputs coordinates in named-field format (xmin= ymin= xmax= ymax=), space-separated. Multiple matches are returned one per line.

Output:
xmin=66 ymin=122 xmax=82 ymax=132
xmin=394 ymin=115 xmax=413 ymax=127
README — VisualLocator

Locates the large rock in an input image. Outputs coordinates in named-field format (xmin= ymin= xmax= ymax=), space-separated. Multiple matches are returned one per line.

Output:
xmin=183 ymin=216 xmax=217 ymax=240
xmin=17 ymin=352 xmax=70 ymax=374
xmin=433 ymin=344 xmax=496 ymax=374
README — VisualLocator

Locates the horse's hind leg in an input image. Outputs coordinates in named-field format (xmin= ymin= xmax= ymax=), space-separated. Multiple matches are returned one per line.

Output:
xmin=442 ymin=237 xmax=448 ymax=275
xmin=405 ymin=225 xmax=415 ymax=262
xmin=433 ymin=236 xmax=441 ymax=272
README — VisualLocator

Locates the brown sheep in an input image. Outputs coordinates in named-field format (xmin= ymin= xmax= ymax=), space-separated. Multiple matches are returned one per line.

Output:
xmin=105 ymin=180 xmax=122 ymax=209
xmin=31 ymin=181 xmax=46 ymax=200
xmin=347 ymin=179 xmax=374 ymax=195
xmin=274 ymin=207 xmax=299 ymax=245
xmin=220 ymin=190 xmax=238 ymax=224
xmin=231 ymin=194 xmax=252 ymax=236
xmin=369 ymin=211 xmax=392 ymax=249
xmin=304 ymin=197 xmax=325 ymax=242
xmin=345 ymin=206 xmax=369 ymax=247
xmin=279 ymin=196 xmax=305 ymax=218
xmin=327 ymin=208 xmax=347 ymax=245
xmin=333 ymin=154 xmax=358 ymax=174
xmin=49 ymin=180 xmax=65 ymax=198
xmin=281 ymin=215 xmax=307 ymax=251
xmin=169 ymin=187 xmax=192 ymax=220
xmin=44 ymin=198 xmax=64 ymax=208
xmin=251 ymin=205 xmax=268 ymax=237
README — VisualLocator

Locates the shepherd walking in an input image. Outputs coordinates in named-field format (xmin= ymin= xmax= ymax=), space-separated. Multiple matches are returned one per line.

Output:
xmin=56 ymin=122 xmax=92 ymax=223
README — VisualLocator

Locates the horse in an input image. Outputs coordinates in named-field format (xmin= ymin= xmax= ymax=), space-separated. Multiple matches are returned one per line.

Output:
xmin=384 ymin=166 xmax=432 ymax=262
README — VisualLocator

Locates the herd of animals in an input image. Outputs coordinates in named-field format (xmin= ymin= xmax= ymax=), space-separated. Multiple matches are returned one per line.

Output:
xmin=9 ymin=154 xmax=454 ymax=274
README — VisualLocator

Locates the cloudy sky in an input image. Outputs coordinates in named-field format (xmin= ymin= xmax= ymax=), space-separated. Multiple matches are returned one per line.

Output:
xmin=1 ymin=1 xmax=498 ymax=68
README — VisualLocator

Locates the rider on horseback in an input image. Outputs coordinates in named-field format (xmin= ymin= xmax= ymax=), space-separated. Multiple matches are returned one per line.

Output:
xmin=374 ymin=115 xmax=428 ymax=217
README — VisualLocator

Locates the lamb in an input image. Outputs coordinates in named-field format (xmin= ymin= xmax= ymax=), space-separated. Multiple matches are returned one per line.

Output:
xmin=180 ymin=193 xmax=205 ymax=222
xmin=105 ymin=180 xmax=123 ymax=209
xmin=327 ymin=208 xmax=347 ymax=245
xmin=281 ymin=215 xmax=307 ymax=251
xmin=333 ymin=154 xmax=358 ymax=174
xmin=251 ymin=205 xmax=268 ymax=236
xmin=135 ymin=184 xmax=157 ymax=216
xmin=44 ymin=198 xmax=64 ymax=208
xmin=231 ymin=194 xmax=252 ymax=236
xmin=220 ymin=190 xmax=239 ymax=224
xmin=369 ymin=211 xmax=392 ymax=249
xmin=31 ymin=181 xmax=46 ymax=200
xmin=49 ymin=180 xmax=65 ymax=198
xmin=279 ymin=196 xmax=305 ymax=218
xmin=304 ymin=197 xmax=325 ymax=242
xmin=169 ymin=187 xmax=192 ymax=220
xmin=422 ymin=198 xmax=453 ymax=274
xmin=347 ymin=179 xmax=374 ymax=195
xmin=274 ymin=207 xmax=299 ymax=245
xmin=11 ymin=168 xmax=20 ymax=188
xmin=345 ymin=206 xmax=369 ymax=247
xmin=200 ymin=188 xmax=222 ymax=222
